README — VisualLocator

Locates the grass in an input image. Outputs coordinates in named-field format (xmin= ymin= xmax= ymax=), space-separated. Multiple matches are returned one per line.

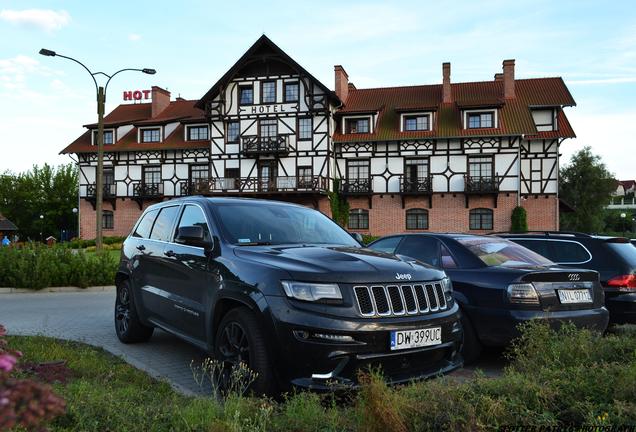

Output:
xmin=6 ymin=322 xmax=636 ymax=431
xmin=84 ymin=248 xmax=121 ymax=262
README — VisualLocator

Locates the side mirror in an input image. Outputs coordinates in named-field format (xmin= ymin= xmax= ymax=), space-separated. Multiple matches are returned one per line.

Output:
xmin=175 ymin=226 xmax=212 ymax=249
xmin=350 ymin=232 xmax=364 ymax=245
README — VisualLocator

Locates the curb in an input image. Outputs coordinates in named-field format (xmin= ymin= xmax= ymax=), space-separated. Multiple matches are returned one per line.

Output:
xmin=0 ymin=285 xmax=116 ymax=294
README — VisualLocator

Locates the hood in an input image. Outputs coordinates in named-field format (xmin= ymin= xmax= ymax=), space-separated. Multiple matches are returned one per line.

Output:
xmin=233 ymin=245 xmax=446 ymax=284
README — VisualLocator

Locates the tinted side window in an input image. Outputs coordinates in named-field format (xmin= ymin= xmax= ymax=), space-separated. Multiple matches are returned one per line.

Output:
xmin=441 ymin=244 xmax=458 ymax=269
xmin=397 ymin=236 xmax=441 ymax=267
xmin=176 ymin=205 xmax=211 ymax=242
xmin=149 ymin=206 xmax=179 ymax=242
xmin=513 ymin=239 xmax=554 ymax=261
xmin=132 ymin=209 xmax=159 ymax=239
xmin=369 ymin=236 xmax=402 ymax=254
xmin=551 ymin=241 xmax=591 ymax=263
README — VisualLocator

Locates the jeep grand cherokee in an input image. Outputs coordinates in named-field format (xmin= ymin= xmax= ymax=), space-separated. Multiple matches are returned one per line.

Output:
xmin=114 ymin=197 xmax=463 ymax=394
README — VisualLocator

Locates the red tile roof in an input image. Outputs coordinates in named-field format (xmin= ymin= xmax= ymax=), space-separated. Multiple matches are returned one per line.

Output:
xmin=333 ymin=77 xmax=576 ymax=142
xmin=62 ymin=100 xmax=206 ymax=154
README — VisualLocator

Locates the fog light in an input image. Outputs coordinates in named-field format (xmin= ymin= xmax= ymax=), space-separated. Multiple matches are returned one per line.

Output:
xmin=293 ymin=330 xmax=309 ymax=339
xmin=312 ymin=333 xmax=354 ymax=342
xmin=452 ymin=321 xmax=462 ymax=333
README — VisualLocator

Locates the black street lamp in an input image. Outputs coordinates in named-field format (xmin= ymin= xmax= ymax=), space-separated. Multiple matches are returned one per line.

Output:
xmin=39 ymin=49 xmax=155 ymax=250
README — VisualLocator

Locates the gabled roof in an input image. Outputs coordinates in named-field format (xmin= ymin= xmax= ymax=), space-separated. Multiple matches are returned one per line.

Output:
xmin=333 ymin=77 xmax=576 ymax=142
xmin=195 ymin=35 xmax=340 ymax=109
xmin=61 ymin=100 xmax=207 ymax=154
xmin=0 ymin=213 xmax=18 ymax=231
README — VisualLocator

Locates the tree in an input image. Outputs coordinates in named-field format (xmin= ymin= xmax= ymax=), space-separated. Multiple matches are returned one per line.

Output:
xmin=559 ymin=147 xmax=615 ymax=233
xmin=510 ymin=206 xmax=528 ymax=233
xmin=0 ymin=164 xmax=78 ymax=241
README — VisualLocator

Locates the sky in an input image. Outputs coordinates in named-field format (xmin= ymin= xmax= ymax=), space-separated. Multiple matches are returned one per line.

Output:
xmin=0 ymin=0 xmax=635 ymax=178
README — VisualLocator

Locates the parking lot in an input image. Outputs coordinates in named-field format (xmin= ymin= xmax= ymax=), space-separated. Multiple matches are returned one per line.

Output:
xmin=0 ymin=290 xmax=504 ymax=395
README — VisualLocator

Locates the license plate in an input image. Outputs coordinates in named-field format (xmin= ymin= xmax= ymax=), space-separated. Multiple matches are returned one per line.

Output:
xmin=390 ymin=327 xmax=442 ymax=351
xmin=558 ymin=289 xmax=593 ymax=304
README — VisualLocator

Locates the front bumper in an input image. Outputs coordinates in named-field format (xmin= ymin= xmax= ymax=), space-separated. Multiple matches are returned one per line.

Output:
xmin=265 ymin=296 xmax=463 ymax=390
xmin=464 ymin=304 xmax=610 ymax=347
xmin=606 ymin=292 xmax=636 ymax=325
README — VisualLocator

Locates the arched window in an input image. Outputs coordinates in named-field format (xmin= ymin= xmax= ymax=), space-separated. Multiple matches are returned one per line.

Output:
xmin=406 ymin=208 xmax=429 ymax=230
xmin=102 ymin=210 xmax=114 ymax=230
xmin=469 ymin=208 xmax=493 ymax=230
xmin=348 ymin=209 xmax=369 ymax=230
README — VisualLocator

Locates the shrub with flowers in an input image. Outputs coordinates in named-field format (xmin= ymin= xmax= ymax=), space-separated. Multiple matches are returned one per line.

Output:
xmin=0 ymin=325 xmax=66 ymax=431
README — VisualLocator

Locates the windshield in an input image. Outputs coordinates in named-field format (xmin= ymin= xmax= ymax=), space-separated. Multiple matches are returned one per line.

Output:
xmin=456 ymin=236 xmax=554 ymax=267
xmin=212 ymin=202 xmax=360 ymax=247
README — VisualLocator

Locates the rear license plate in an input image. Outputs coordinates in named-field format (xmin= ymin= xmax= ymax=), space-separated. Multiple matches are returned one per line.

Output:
xmin=390 ymin=327 xmax=442 ymax=351
xmin=558 ymin=289 xmax=593 ymax=304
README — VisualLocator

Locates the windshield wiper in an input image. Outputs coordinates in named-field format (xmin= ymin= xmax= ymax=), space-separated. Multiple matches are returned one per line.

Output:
xmin=236 ymin=241 xmax=273 ymax=246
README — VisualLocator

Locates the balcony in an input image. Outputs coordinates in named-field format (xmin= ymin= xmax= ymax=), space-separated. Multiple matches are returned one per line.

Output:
xmin=86 ymin=183 xmax=116 ymax=198
xmin=131 ymin=182 xmax=163 ymax=209
xmin=242 ymin=135 xmax=290 ymax=156
xmin=400 ymin=176 xmax=432 ymax=194
xmin=339 ymin=178 xmax=372 ymax=195
xmin=179 ymin=176 xmax=328 ymax=196
xmin=464 ymin=175 xmax=500 ymax=208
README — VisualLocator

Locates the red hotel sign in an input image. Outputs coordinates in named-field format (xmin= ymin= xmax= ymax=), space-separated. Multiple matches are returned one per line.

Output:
xmin=123 ymin=89 xmax=151 ymax=101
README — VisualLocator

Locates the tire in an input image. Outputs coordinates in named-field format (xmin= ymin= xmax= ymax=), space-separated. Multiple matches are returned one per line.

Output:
xmin=214 ymin=307 xmax=275 ymax=396
xmin=114 ymin=280 xmax=154 ymax=343
xmin=460 ymin=310 xmax=482 ymax=365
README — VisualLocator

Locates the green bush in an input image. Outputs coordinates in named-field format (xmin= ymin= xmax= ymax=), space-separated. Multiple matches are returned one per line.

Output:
xmin=510 ymin=206 xmax=528 ymax=233
xmin=0 ymin=243 xmax=117 ymax=288
xmin=67 ymin=236 xmax=125 ymax=249
xmin=362 ymin=234 xmax=379 ymax=245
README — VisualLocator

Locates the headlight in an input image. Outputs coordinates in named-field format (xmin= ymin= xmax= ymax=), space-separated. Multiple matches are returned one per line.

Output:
xmin=281 ymin=281 xmax=342 ymax=302
xmin=441 ymin=277 xmax=453 ymax=294
xmin=507 ymin=283 xmax=539 ymax=305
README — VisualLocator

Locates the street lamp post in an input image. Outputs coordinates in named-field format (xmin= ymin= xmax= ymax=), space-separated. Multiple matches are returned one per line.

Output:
xmin=39 ymin=214 xmax=44 ymax=242
xmin=620 ymin=212 xmax=626 ymax=237
xmin=39 ymin=48 xmax=155 ymax=251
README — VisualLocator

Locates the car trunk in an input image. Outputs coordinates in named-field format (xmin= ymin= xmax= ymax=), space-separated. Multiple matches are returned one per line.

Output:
xmin=519 ymin=269 xmax=603 ymax=311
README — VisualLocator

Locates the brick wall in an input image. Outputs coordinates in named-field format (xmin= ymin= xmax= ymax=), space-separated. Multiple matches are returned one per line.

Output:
xmin=80 ymin=199 xmax=146 ymax=239
xmin=521 ymin=194 xmax=558 ymax=231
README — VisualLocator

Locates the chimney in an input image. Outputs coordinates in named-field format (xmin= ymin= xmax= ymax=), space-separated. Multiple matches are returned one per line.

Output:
xmin=334 ymin=65 xmax=349 ymax=103
xmin=502 ymin=59 xmax=515 ymax=99
xmin=442 ymin=62 xmax=452 ymax=103
xmin=494 ymin=73 xmax=504 ymax=81
xmin=151 ymin=86 xmax=171 ymax=117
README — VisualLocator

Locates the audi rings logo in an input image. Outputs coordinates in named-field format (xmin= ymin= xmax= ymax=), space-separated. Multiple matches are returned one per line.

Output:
xmin=568 ymin=273 xmax=581 ymax=281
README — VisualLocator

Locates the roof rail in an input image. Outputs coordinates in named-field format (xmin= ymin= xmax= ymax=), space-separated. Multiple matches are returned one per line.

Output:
xmin=488 ymin=230 xmax=593 ymax=237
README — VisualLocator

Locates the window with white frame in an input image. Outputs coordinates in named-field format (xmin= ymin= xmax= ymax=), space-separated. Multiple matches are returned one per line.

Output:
xmin=239 ymin=85 xmax=253 ymax=105
xmin=403 ymin=114 xmax=430 ymax=131
xmin=187 ymin=125 xmax=209 ymax=141
xmin=345 ymin=117 xmax=370 ymax=134
xmin=298 ymin=117 xmax=312 ymax=140
xmin=261 ymin=81 xmax=276 ymax=104
xmin=532 ymin=109 xmax=556 ymax=131
xmin=284 ymin=82 xmax=299 ymax=102
xmin=141 ymin=128 xmax=161 ymax=143
xmin=226 ymin=121 xmax=240 ymax=143
xmin=93 ymin=130 xmax=114 ymax=145
xmin=466 ymin=111 xmax=495 ymax=129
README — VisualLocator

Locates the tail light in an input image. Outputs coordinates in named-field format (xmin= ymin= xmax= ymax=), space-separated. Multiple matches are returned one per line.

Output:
xmin=605 ymin=274 xmax=636 ymax=291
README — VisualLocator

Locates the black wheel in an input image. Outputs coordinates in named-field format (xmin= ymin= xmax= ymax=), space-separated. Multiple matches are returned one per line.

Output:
xmin=214 ymin=307 xmax=275 ymax=396
xmin=460 ymin=310 xmax=482 ymax=365
xmin=115 ymin=280 xmax=154 ymax=343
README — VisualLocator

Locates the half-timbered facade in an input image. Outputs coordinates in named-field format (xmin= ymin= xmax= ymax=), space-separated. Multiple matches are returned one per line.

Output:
xmin=61 ymin=36 xmax=576 ymax=238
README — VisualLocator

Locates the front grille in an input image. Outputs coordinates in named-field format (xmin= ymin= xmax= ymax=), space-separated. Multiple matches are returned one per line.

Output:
xmin=353 ymin=281 xmax=449 ymax=317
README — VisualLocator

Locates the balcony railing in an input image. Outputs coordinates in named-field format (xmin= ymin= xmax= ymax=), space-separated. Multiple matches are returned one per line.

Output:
xmin=339 ymin=178 xmax=372 ymax=194
xmin=400 ymin=176 xmax=432 ymax=194
xmin=242 ymin=135 xmax=290 ymax=155
xmin=132 ymin=182 xmax=164 ymax=198
xmin=464 ymin=175 xmax=500 ymax=194
xmin=86 ymin=183 xmax=116 ymax=198
xmin=179 ymin=176 xmax=328 ymax=195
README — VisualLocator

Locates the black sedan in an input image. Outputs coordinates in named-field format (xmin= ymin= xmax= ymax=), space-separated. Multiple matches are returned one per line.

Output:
xmin=368 ymin=233 xmax=610 ymax=362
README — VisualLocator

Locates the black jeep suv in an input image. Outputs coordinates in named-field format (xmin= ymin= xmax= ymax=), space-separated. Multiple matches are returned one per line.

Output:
xmin=114 ymin=197 xmax=462 ymax=394
xmin=497 ymin=232 xmax=636 ymax=324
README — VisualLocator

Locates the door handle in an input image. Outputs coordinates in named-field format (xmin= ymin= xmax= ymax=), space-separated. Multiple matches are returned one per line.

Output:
xmin=164 ymin=250 xmax=176 ymax=257
xmin=136 ymin=245 xmax=146 ymax=251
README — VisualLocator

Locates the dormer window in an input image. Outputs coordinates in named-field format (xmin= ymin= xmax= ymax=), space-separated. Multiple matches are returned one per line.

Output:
xmin=345 ymin=118 xmax=370 ymax=134
xmin=532 ymin=109 xmax=556 ymax=131
xmin=187 ymin=125 xmax=209 ymax=141
xmin=465 ymin=110 xmax=496 ymax=129
xmin=92 ymin=129 xmax=114 ymax=145
xmin=141 ymin=128 xmax=161 ymax=143
xmin=239 ymin=85 xmax=253 ymax=105
xmin=402 ymin=113 xmax=431 ymax=131
xmin=284 ymin=82 xmax=299 ymax=102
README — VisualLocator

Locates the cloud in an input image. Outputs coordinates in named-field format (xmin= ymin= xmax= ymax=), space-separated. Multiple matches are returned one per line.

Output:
xmin=128 ymin=33 xmax=142 ymax=41
xmin=0 ymin=9 xmax=70 ymax=32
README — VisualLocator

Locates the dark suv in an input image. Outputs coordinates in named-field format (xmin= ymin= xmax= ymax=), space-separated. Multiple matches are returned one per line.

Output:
xmin=114 ymin=197 xmax=462 ymax=394
xmin=497 ymin=232 xmax=636 ymax=324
